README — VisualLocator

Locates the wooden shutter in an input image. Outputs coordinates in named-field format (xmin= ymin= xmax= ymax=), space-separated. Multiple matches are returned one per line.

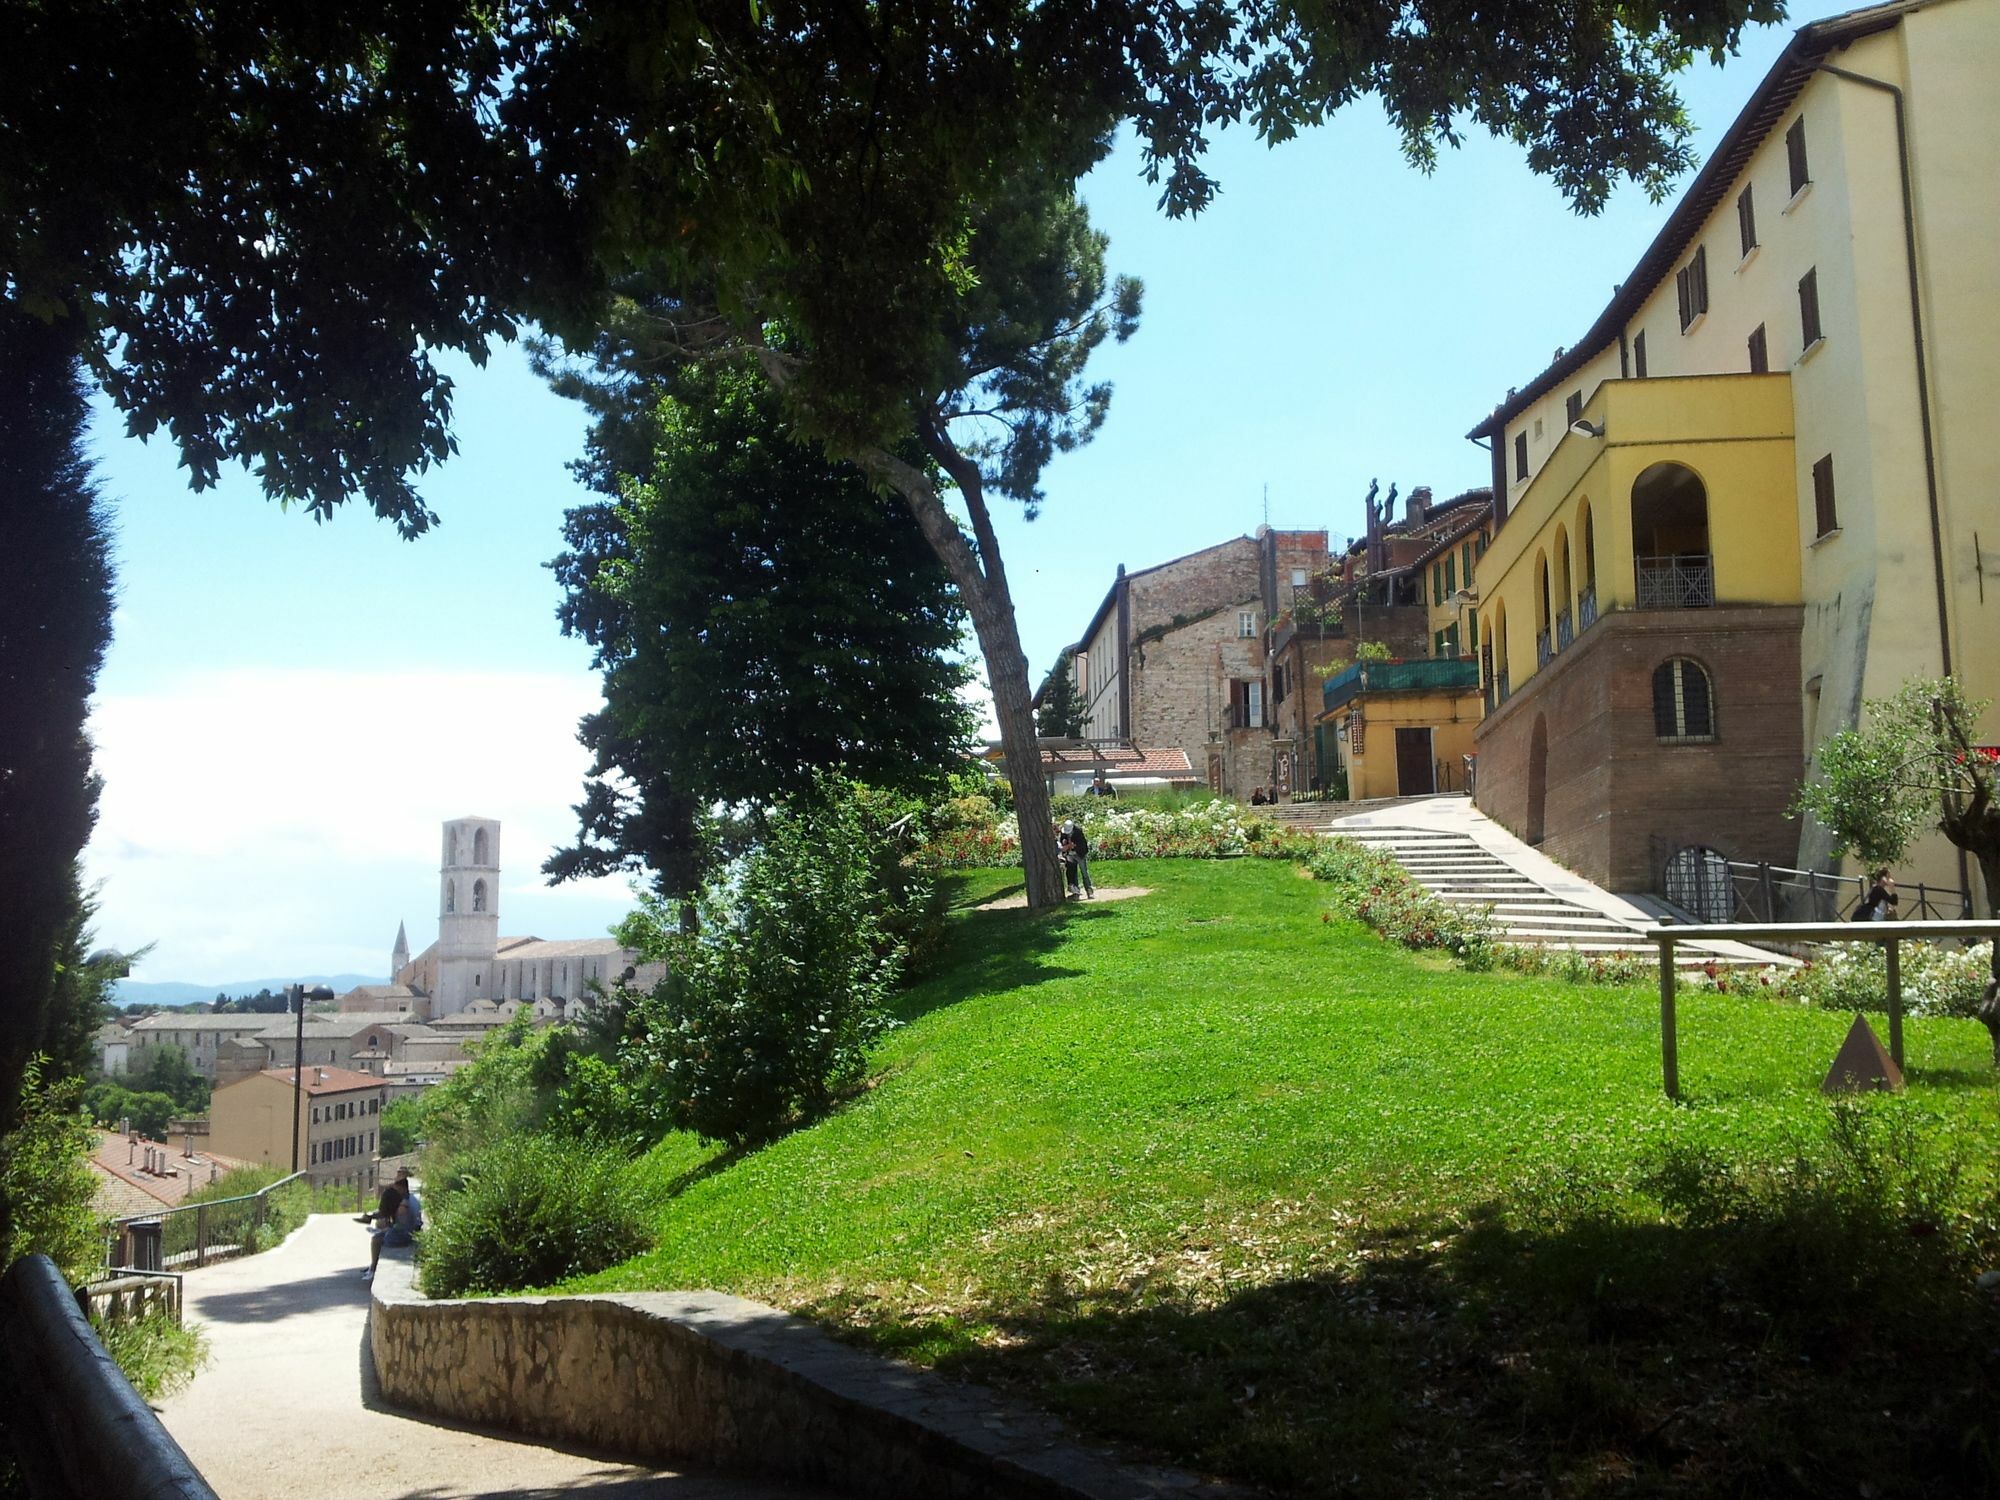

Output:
xmin=1748 ymin=324 xmax=1768 ymax=374
xmin=1737 ymin=185 xmax=1757 ymax=258
xmin=1813 ymin=454 xmax=1838 ymax=536
xmin=1799 ymin=268 xmax=1822 ymax=346
xmin=1634 ymin=329 xmax=1648 ymax=377
xmin=1787 ymin=117 xmax=1809 ymax=195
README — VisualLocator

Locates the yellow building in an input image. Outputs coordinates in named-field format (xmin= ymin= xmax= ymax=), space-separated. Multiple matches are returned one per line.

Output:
xmin=1417 ymin=503 xmax=1493 ymax=662
xmin=1464 ymin=0 xmax=1999 ymax=911
xmin=1318 ymin=659 xmax=1484 ymax=800
xmin=208 ymin=1066 xmax=387 ymax=1197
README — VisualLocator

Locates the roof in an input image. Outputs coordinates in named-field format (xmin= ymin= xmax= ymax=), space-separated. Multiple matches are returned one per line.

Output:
xmin=1467 ymin=0 xmax=1932 ymax=441
xmin=494 ymin=938 xmax=626 ymax=960
xmin=982 ymin=741 xmax=1196 ymax=778
xmin=249 ymin=1066 xmax=384 ymax=1096
xmin=254 ymin=1012 xmax=416 ymax=1042
xmin=88 ymin=1132 xmax=253 ymax=1213
xmin=130 ymin=1013 xmax=271 ymax=1032
xmin=1399 ymin=505 xmax=1494 ymax=575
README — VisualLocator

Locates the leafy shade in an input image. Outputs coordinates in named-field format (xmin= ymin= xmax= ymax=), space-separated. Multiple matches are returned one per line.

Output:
xmin=546 ymin=360 xmax=972 ymax=899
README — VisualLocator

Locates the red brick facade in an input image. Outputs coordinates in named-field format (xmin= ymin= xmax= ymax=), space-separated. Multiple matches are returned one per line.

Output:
xmin=1473 ymin=606 xmax=1803 ymax=892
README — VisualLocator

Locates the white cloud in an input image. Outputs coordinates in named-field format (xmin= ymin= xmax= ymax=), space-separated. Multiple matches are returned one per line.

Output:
xmin=84 ymin=667 xmax=643 ymax=983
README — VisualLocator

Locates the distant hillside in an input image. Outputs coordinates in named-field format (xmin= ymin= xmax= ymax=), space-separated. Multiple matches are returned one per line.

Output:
xmin=114 ymin=974 xmax=381 ymax=1010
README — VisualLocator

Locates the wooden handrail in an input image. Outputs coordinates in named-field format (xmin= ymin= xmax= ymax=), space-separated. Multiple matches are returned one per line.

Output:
xmin=1645 ymin=919 xmax=2000 ymax=1099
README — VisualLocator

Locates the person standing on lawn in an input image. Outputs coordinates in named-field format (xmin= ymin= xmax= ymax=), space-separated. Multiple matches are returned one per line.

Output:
xmin=1059 ymin=819 xmax=1094 ymax=900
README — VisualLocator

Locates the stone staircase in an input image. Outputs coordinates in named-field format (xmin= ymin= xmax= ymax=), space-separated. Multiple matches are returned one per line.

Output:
xmin=1336 ymin=825 xmax=1761 ymax=965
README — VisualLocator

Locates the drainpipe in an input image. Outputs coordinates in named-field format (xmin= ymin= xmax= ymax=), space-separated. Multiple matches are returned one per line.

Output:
xmin=1814 ymin=62 xmax=1949 ymax=681
xmin=1815 ymin=60 xmax=1967 ymax=902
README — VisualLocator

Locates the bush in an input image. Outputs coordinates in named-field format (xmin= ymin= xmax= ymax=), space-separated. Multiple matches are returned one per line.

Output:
xmin=379 ymin=1095 xmax=423 ymax=1156
xmin=619 ymin=775 xmax=902 ymax=1145
xmin=919 ymin=796 xmax=1318 ymax=868
xmin=95 ymin=1313 xmax=207 ymax=1401
xmin=418 ymin=1134 xmax=653 ymax=1297
xmin=1306 ymin=837 xmax=1496 ymax=962
xmin=1763 ymin=939 xmax=1993 ymax=1019
xmin=0 ymin=1063 xmax=102 ymax=1281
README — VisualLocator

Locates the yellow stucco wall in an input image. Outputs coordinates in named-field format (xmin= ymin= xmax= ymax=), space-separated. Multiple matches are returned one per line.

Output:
xmin=1326 ymin=689 xmax=1483 ymax=801
xmin=1476 ymin=375 xmax=1798 ymax=694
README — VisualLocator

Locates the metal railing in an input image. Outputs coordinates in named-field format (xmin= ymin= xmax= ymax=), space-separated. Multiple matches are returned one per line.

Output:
xmin=1635 ymin=553 xmax=1715 ymax=609
xmin=1578 ymin=585 xmax=1599 ymax=630
xmin=105 ymin=1171 xmax=307 ymax=1271
xmin=1554 ymin=608 xmax=1573 ymax=650
xmin=1535 ymin=628 xmax=1552 ymax=668
xmin=1648 ymin=920 xmax=2000 ymax=1099
xmin=1720 ymin=860 xmax=1969 ymax=924
xmin=1494 ymin=669 xmax=1511 ymax=705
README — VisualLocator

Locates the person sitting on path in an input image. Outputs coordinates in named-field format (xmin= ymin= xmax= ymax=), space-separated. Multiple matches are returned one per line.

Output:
xmin=364 ymin=1168 xmax=420 ymax=1281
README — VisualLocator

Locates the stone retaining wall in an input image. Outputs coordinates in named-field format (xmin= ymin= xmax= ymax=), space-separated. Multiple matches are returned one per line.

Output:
xmin=368 ymin=1252 xmax=1221 ymax=1499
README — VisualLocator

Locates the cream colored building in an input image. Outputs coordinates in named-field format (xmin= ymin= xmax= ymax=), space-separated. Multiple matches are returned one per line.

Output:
xmin=208 ymin=1067 xmax=387 ymax=1195
xmin=1465 ymin=0 xmax=1999 ymax=905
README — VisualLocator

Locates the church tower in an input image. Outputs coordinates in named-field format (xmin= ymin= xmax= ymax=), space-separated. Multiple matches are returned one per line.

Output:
xmin=391 ymin=920 xmax=410 ymax=981
xmin=435 ymin=817 xmax=500 ymax=1015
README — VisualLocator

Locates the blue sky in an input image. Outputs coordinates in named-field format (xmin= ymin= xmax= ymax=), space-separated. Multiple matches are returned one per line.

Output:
xmin=82 ymin=13 xmax=1806 ymax=983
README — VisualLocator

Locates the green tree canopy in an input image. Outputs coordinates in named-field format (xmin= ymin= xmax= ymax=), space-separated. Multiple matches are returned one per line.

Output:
xmin=544 ymin=358 xmax=974 ymax=902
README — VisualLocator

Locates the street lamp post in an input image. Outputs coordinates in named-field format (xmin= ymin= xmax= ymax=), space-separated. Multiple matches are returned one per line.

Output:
xmin=287 ymin=982 xmax=335 ymax=1174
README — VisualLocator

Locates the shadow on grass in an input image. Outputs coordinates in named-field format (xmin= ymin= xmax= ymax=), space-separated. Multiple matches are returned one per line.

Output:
xmin=890 ymin=898 xmax=1110 ymax=1026
xmin=820 ymin=1180 xmax=2000 ymax=1498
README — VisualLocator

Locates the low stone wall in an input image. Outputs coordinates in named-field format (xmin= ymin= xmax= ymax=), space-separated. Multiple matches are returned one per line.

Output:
xmin=368 ymin=1252 xmax=1221 ymax=1499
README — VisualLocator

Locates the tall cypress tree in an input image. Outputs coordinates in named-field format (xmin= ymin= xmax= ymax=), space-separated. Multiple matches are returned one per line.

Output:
xmin=0 ymin=309 xmax=114 ymax=1137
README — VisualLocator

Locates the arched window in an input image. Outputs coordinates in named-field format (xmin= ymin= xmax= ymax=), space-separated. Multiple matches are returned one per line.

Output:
xmin=472 ymin=878 xmax=487 ymax=912
xmin=473 ymin=827 xmax=489 ymax=866
xmin=445 ymin=879 xmax=456 ymax=914
xmin=1653 ymin=658 xmax=1717 ymax=742
xmin=1632 ymin=462 xmax=1713 ymax=608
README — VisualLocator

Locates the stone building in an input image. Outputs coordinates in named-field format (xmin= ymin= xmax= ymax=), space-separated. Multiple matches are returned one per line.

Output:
xmin=1463 ymin=0 xmax=2000 ymax=910
xmin=208 ymin=1066 xmax=387 ymax=1196
xmin=381 ymin=817 xmax=665 ymax=1022
xmin=125 ymin=1013 xmax=276 ymax=1082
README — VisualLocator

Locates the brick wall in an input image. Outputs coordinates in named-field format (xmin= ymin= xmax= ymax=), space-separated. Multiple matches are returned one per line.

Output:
xmin=1474 ymin=606 xmax=1803 ymax=891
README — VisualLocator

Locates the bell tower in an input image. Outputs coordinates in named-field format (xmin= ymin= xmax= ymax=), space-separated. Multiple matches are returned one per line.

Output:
xmin=435 ymin=816 xmax=500 ymax=1015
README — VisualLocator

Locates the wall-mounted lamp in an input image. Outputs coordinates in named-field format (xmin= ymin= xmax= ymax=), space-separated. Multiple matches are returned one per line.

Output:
xmin=1569 ymin=419 xmax=1605 ymax=439
xmin=1452 ymin=588 xmax=1479 ymax=604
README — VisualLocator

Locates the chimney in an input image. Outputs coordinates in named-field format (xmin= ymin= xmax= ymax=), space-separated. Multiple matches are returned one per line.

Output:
xmin=314 ymin=1068 xmax=326 ymax=1085
xmin=1406 ymin=486 xmax=1432 ymax=527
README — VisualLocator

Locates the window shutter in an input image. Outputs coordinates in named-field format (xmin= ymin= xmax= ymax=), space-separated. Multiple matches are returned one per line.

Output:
xmin=1799 ymin=268 xmax=1822 ymax=346
xmin=1787 ymin=117 xmax=1809 ymax=195
xmin=1748 ymin=324 xmax=1768 ymax=374
xmin=1565 ymin=391 xmax=1582 ymax=425
xmin=1683 ymin=662 xmax=1713 ymax=738
xmin=1813 ymin=454 xmax=1838 ymax=536
xmin=1634 ymin=330 xmax=1648 ymax=377
xmin=1652 ymin=663 xmax=1679 ymax=738
xmin=1228 ymin=678 xmax=1244 ymax=728
xmin=1737 ymin=185 xmax=1756 ymax=257
xmin=1676 ymin=265 xmax=1692 ymax=330
xmin=1513 ymin=432 xmax=1528 ymax=480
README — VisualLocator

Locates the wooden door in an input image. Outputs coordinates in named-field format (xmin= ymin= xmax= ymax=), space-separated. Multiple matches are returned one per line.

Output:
xmin=1394 ymin=727 xmax=1435 ymax=796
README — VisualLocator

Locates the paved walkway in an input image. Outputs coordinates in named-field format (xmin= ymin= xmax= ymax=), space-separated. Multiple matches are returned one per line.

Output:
xmin=156 ymin=1216 xmax=836 ymax=1500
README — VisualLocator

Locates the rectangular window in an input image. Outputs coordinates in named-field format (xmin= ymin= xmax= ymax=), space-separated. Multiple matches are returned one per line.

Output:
xmin=1633 ymin=329 xmax=1648 ymax=377
xmin=1565 ymin=390 xmax=1583 ymax=425
xmin=1813 ymin=454 xmax=1838 ymax=536
xmin=1461 ymin=540 xmax=1474 ymax=581
xmin=1786 ymin=117 xmax=1809 ymax=196
xmin=1736 ymin=184 xmax=1757 ymax=257
xmin=1435 ymin=631 xmax=1446 ymax=658
xmin=1445 ymin=554 xmax=1457 ymax=595
xmin=1467 ymin=612 xmax=1478 ymax=652
xmin=1245 ymin=681 xmax=1264 ymax=729
xmin=1290 ymin=567 xmax=1307 ymax=588
xmin=1676 ymin=245 xmax=1709 ymax=331
xmin=1513 ymin=431 xmax=1528 ymax=481
xmin=1748 ymin=324 xmax=1768 ymax=374
xmin=1238 ymin=610 xmax=1256 ymax=638
xmin=1799 ymin=267 xmax=1822 ymax=347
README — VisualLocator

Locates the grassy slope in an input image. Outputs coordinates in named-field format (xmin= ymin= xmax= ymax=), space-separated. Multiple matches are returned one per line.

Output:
xmin=570 ymin=860 xmax=2000 ymax=1495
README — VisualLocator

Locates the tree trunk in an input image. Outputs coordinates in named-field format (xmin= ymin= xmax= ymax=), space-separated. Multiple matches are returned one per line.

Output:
xmin=842 ymin=442 xmax=1064 ymax=908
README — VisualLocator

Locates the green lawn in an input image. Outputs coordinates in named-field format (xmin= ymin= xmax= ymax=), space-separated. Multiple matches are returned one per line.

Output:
xmin=567 ymin=859 xmax=2000 ymax=1496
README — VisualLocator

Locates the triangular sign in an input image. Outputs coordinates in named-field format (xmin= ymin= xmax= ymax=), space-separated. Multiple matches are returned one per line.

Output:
xmin=1821 ymin=1013 xmax=1904 ymax=1094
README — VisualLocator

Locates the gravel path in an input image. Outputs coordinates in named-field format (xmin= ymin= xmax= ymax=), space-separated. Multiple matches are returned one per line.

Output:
xmin=155 ymin=1214 xmax=836 ymax=1500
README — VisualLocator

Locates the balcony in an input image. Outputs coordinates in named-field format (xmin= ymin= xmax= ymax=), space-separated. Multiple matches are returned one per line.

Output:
xmin=1635 ymin=553 xmax=1715 ymax=610
xmin=1321 ymin=657 xmax=1480 ymax=714
xmin=1578 ymin=585 xmax=1598 ymax=630
xmin=1494 ymin=669 xmax=1511 ymax=705
xmin=1555 ymin=608 xmax=1573 ymax=651
xmin=1535 ymin=629 xmax=1552 ymax=668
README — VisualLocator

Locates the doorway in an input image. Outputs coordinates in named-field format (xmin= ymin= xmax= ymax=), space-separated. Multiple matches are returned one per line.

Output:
xmin=1394 ymin=728 xmax=1435 ymax=796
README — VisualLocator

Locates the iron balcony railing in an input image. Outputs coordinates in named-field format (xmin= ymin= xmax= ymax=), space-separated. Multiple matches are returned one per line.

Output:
xmin=1635 ymin=553 xmax=1715 ymax=610
xmin=1494 ymin=669 xmax=1511 ymax=705
xmin=1535 ymin=628 xmax=1552 ymax=668
xmin=1554 ymin=608 xmax=1574 ymax=650
xmin=1578 ymin=584 xmax=1599 ymax=629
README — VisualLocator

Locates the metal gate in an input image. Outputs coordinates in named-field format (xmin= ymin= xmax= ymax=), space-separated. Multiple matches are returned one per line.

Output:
xmin=1663 ymin=845 xmax=1733 ymax=922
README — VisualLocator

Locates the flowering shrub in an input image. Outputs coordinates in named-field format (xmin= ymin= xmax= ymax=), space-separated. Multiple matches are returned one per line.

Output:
xmin=917 ymin=797 xmax=1317 ymax=867
xmin=1491 ymin=944 xmax=1656 ymax=987
xmin=1762 ymin=940 xmax=1994 ymax=1019
xmin=1306 ymin=837 xmax=1496 ymax=961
